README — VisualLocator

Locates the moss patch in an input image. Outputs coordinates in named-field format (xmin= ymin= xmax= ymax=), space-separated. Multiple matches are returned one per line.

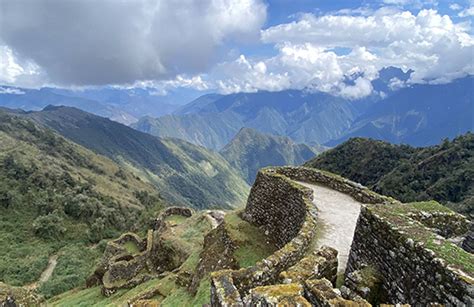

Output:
xmin=224 ymin=211 xmax=277 ymax=268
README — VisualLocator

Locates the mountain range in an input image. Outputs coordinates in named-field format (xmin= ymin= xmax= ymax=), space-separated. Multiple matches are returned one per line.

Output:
xmin=0 ymin=86 xmax=186 ymax=125
xmin=133 ymin=90 xmax=366 ymax=150
xmin=133 ymin=75 xmax=473 ymax=149
xmin=3 ymin=106 xmax=249 ymax=209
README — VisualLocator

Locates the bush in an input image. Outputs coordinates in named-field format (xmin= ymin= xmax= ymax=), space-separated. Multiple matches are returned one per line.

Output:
xmin=33 ymin=213 xmax=66 ymax=240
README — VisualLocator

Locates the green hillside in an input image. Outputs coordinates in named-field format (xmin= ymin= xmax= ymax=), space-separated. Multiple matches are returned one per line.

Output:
xmin=220 ymin=128 xmax=319 ymax=184
xmin=0 ymin=111 xmax=164 ymax=298
xmin=20 ymin=106 xmax=249 ymax=209
xmin=306 ymin=133 xmax=474 ymax=217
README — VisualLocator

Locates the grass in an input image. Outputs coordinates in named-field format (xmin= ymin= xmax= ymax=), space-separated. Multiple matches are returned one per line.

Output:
xmin=224 ymin=211 xmax=277 ymax=268
xmin=165 ymin=214 xmax=188 ymax=225
xmin=426 ymin=236 xmax=474 ymax=276
xmin=408 ymin=201 xmax=453 ymax=213
xmin=0 ymin=114 xmax=164 ymax=299
xmin=123 ymin=241 xmax=140 ymax=254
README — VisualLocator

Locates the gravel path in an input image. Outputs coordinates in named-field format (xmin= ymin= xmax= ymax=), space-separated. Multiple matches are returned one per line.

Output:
xmin=297 ymin=182 xmax=363 ymax=273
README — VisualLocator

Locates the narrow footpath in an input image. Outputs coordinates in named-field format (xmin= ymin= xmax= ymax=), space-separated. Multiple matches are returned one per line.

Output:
xmin=25 ymin=254 xmax=58 ymax=290
xmin=297 ymin=182 xmax=363 ymax=273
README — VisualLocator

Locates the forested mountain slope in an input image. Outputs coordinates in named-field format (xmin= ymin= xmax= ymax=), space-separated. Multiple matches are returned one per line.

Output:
xmin=0 ymin=110 xmax=163 ymax=298
xmin=306 ymin=134 xmax=474 ymax=217
xmin=220 ymin=128 xmax=319 ymax=184
xmin=19 ymin=106 xmax=249 ymax=209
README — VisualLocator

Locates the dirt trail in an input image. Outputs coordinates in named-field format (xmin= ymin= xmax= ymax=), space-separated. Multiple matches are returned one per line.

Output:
xmin=297 ymin=182 xmax=363 ymax=273
xmin=25 ymin=254 xmax=58 ymax=290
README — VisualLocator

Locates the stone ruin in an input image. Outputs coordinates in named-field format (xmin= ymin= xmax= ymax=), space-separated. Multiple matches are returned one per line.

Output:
xmin=210 ymin=166 xmax=474 ymax=306
xmin=87 ymin=207 xmax=194 ymax=296
xmin=86 ymin=166 xmax=473 ymax=306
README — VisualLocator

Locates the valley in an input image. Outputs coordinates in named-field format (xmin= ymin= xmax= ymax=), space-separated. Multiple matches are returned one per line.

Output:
xmin=1 ymin=1 xmax=473 ymax=304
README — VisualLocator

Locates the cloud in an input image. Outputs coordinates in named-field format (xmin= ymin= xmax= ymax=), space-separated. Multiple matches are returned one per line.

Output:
xmin=449 ymin=3 xmax=462 ymax=10
xmin=459 ymin=6 xmax=474 ymax=17
xmin=0 ymin=86 xmax=25 ymax=95
xmin=213 ymin=8 xmax=472 ymax=98
xmin=0 ymin=0 xmax=266 ymax=86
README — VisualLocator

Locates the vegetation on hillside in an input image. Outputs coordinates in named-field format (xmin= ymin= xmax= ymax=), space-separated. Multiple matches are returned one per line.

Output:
xmin=220 ymin=128 xmax=318 ymax=184
xmin=306 ymin=133 xmax=474 ymax=217
xmin=0 ymin=111 xmax=163 ymax=297
xmin=22 ymin=106 xmax=249 ymax=209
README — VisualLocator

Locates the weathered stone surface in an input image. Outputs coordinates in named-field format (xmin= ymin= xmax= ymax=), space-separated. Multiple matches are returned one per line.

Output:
xmin=273 ymin=167 xmax=397 ymax=205
xmin=0 ymin=282 xmax=42 ymax=307
xmin=211 ymin=166 xmax=473 ymax=306
xmin=407 ymin=211 xmax=470 ymax=238
xmin=211 ymin=271 xmax=243 ymax=307
xmin=280 ymin=246 xmax=338 ymax=285
xmin=462 ymin=229 xmax=474 ymax=253
xmin=90 ymin=208 xmax=194 ymax=295
xmin=304 ymin=279 xmax=371 ymax=307
xmin=242 ymin=170 xmax=313 ymax=248
xmin=190 ymin=223 xmax=239 ymax=294
xmin=345 ymin=205 xmax=474 ymax=305
xmin=210 ymin=168 xmax=317 ymax=306
xmin=344 ymin=266 xmax=385 ymax=304
xmin=246 ymin=283 xmax=310 ymax=307
xmin=153 ymin=206 xmax=194 ymax=231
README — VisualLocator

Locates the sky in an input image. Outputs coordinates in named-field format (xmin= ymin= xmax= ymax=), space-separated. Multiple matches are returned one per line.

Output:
xmin=0 ymin=0 xmax=473 ymax=100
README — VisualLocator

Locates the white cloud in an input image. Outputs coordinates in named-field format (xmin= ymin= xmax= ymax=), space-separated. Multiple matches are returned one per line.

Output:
xmin=0 ymin=0 xmax=266 ymax=87
xmin=459 ymin=6 xmax=474 ymax=17
xmin=0 ymin=45 xmax=44 ymax=88
xmin=0 ymin=86 xmax=25 ymax=95
xmin=214 ymin=8 xmax=472 ymax=98
xmin=449 ymin=3 xmax=462 ymax=10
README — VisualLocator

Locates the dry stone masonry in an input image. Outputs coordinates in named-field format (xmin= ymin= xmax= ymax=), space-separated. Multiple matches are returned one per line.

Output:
xmin=87 ymin=207 xmax=195 ymax=296
xmin=210 ymin=167 xmax=380 ymax=306
xmin=345 ymin=203 xmax=474 ymax=305
xmin=210 ymin=166 xmax=473 ymax=306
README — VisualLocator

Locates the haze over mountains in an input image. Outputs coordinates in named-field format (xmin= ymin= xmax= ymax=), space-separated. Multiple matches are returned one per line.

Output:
xmin=0 ymin=86 xmax=183 ymax=125
xmin=133 ymin=75 xmax=473 ymax=149
xmin=1 ymin=71 xmax=472 ymax=152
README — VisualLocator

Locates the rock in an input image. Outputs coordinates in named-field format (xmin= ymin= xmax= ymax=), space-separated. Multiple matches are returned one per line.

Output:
xmin=461 ymin=227 xmax=474 ymax=253
xmin=247 ymin=283 xmax=311 ymax=306
xmin=280 ymin=246 xmax=338 ymax=285
xmin=304 ymin=278 xmax=371 ymax=306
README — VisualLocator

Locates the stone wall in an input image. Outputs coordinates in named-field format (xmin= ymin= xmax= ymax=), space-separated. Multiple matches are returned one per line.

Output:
xmin=346 ymin=204 xmax=474 ymax=305
xmin=210 ymin=168 xmax=318 ymax=305
xmin=153 ymin=206 xmax=194 ymax=231
xmin=209 ymin=166 xmax=398 ymax=306
xmin=273 ymin=166 xmax=398 ymax=205
xmin=242 ymin=170 xmax=314 ymax=248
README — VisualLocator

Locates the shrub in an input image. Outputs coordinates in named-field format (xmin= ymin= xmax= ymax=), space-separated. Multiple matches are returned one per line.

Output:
xmin=33 ymin=213 xmax=66 ymax=240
